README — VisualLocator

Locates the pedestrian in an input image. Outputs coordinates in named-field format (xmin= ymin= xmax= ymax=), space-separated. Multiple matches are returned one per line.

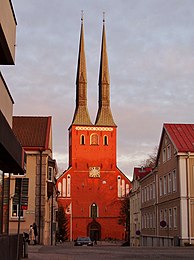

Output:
xmin=33 ymin=222 xmax=38 ymax=245
xmin=29 ymin=225 xmax=35 ymax=245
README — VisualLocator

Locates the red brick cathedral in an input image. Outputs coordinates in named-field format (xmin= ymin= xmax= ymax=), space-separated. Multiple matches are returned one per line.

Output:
xmin=57 ymin=16 xmax=131 ymax=241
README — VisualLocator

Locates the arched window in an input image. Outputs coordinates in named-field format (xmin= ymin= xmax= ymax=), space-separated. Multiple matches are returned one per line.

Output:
xmin=122 ymin=179 xmax=125 ymax=197
xmin=90 ymin=203 xmax=98 ymax=218
xmin=58 ymin=182 xmax=62 ymax=197
xmin=80 ymin=134 xmax=85 ymax=145
xmin=103 ymin=135 xmax=108 ymax=145
xmin=90 ymin=133 xmax=99 ymax=145
xmin=62 ymin=178 xmax=66 ymax=197
xmin=117 ymin=176 xmax=121 ymax=198
xmin=67 ymin=174 xmax=71 ymax=197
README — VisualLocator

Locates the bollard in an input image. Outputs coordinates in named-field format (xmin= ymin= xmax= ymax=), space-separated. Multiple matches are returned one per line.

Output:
xmin=23 ymin=241 xmax=28 ymax=258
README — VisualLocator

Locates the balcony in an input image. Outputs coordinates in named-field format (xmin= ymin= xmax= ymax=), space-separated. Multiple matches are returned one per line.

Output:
xmin=0 ymin=0 xmax=17 ymax=65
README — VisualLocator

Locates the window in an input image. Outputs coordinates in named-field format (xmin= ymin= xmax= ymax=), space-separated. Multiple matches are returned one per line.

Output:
xmin=153 ymin=182 xmax=156 ymax=199
xmin=142 ymin=188 xmax=144 ymax=203
xmin=163 ymin=148 xmax=166 ymax=163
xmin=150 ymin=213 xmax=153 ymax=228
xmin=103 ymin=135 xmax=108 ymax=145
xmin=117 ymin=176 xmax=121 ymax=198
xmin=90 ymin=133 xmax=99 ymax=145
xmin=147 ymin=186 xmax=150 ymax=201
xmin=12 ymin=203 xmax=23 ymax=218
xmin=122 ymin=179 xmax=125 ymax=197
xmin=164 ymin=209 xmax=167 ymax=226
xmin=150 ymin=184 xmax=152 ymax=200
xmin=173 ymin=207 xmax=177 ymax=228
xmin=147 ymin=214 xmax=149 ymax=228
xmin=168 ymin=172 xmax=172 ymax=193
xmin=48 ymin=166 xmax=53 ymax=181
xmin=62 ymin=178 xmax=66 ymax=197
xmin=160 ymin=209 xmax=163 ymax=223
xmin=80 ymin=135 xmax=85 ymax=145
xmin=144 ymin=187 xmax=147 ymax=202
xmin=169 ymin=208 xmax=172 ymax=228
xmin=90 ymin=203 xmax=98 ymax=218
xmin=167 ymin=145 xmax=171 ymax=160
xmin=58 ymin=182 xmax=62 ymax=196
xmin=172 ymin=170 xmax=177 ymax=192
xmin=159 ymin=177 xmax=163 ymax=196
xmin=163 ymin=176 xmax=167 ymax=195
xmin=67 ymin=175 xmax=71 ymax=197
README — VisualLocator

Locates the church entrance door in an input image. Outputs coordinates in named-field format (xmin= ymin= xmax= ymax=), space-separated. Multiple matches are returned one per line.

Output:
xmin=87 ymin=220 xmax=101 ymax=241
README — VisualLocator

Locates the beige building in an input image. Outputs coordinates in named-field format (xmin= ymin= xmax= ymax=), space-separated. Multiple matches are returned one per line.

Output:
xmin=10 ymin=116 xmax=58 ymax=245
xmin=129 ymin=167 xmax=152 ymax=246
xmin=141 ymin=123 xmax=194 ymax=246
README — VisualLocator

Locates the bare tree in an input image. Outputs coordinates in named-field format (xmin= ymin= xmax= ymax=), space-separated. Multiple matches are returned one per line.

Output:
xmin=140 ymin=146 xmax=158 ymax=168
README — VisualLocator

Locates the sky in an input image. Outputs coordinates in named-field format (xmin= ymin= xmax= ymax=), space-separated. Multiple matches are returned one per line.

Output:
xmin=2 ymin=0 xmax=194 ymax=180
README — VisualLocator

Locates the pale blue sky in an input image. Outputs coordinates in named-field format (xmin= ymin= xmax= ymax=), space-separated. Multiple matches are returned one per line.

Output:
xmin=2 ymin=0 xmax=194 ymax=179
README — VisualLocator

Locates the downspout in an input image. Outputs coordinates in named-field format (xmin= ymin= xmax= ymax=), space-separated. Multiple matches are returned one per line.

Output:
xmin=186 ymin=152 xmax=191 ymax=245
xmin=38 ymin=150 xmax=43 ymax=244
xmin=0 ymin=171 xmax=4 ymax=234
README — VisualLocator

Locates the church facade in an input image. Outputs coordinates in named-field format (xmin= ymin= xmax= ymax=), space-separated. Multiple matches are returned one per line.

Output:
xmin=57 ymin=17 xmax=131 ymax=241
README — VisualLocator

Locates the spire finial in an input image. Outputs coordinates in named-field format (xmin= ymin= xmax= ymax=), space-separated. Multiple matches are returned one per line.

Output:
xmin=81 ymin=10 xmax=84 ymax=23
xmin=103 ymin=12 xmax=105 ymax=23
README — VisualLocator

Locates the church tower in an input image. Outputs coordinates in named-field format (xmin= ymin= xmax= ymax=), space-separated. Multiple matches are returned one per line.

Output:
xmin=57 ymin=15 xmax=131 ymax=241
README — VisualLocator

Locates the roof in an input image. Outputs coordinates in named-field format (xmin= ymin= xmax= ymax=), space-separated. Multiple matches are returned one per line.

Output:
xmin=164 ymin=123 xmax=194 ymax=152
xmin=133 ymin=167 xmax=152 ymax=181
xmin=12 ymin=116 xmax=51 ymax=149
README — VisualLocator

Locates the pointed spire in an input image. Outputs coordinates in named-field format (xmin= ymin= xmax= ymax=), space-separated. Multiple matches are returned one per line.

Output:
xmin=72 ymin=12 xmax=92 ymax=126
xmin=95 ymin=13 xmax=116 ymax=126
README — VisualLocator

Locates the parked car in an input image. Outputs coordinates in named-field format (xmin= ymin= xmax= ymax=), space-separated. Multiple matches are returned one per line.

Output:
xmin=74 ymin=237 xmax=93 ymax=246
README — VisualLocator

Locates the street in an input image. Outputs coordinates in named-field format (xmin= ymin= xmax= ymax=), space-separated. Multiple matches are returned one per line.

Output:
xmin=28 ymin=242 xmax=194 ymax=260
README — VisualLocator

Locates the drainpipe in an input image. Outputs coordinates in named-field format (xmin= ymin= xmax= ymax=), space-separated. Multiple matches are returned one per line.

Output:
xmin=0 ymin=171 xmax=4 ymax=234
xmin=186 ymin=152 xmax=191 ymax=245
xmin=38 ymin=150 xmax=43 ymax=244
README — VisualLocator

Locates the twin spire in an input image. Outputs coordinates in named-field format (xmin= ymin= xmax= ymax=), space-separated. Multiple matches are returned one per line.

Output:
xmin=72 ymin=14 xmax=116 ymax=127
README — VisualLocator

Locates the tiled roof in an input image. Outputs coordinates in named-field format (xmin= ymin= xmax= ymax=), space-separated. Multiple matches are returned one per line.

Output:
xmin=133 ymin=167 xmax=152 ymax=181
xmin=12 ymin=116 xmax=51 ymax=149
xmin=164 ymin=123 xmax=194 ymax=152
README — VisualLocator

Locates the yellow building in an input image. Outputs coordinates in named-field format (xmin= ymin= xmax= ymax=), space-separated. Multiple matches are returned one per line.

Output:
xmin=10 ymin=116 xmax=58 ymax=245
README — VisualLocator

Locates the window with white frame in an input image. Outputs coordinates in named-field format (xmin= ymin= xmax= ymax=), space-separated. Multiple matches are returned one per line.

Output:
xmin=167 ymin=145 xmax=171 ymax=160
xmin=163 ymin=176 xmax=167 ymax=195
xmin=150 ymin=213 xmax=153 ymax=228
xmin=163 ymin=148 xmax=166 ymax=163
xmin=80 ymin=134 xmax=85 ymax=145
xmin=90 ymin=133 xmax=99 ymax=145
xmin=153 ymin=182 xmax=156 ymax=199
xmin=164 ymin=209 xmax=167 ymax=226
xmin=117 ymin=176 xmax=121 ymax=198
xmin=147 ymin=186 xmax=150 ymax=201
xmin=153 ymin=211 xmax=156 ymax=228
xmin=168 ymin=172 xmax=172 ymax=193
xmin=150 ymin=184 xmax=152 ymax=200
xmin=144 ymin=214 xmax=147 ymax=228
xmin=144 ymin=187 xmax=147 ymax=202
xmin=147 ymin=214 xmax=149 ymax=228
xmin=62 ymin=178 xmax=66 ymax=197
xmin=172 ymin=170 xmax=177 ymax=192
xmin=142 ymin=188 xmax=144 ymax=203
xmin=12 ymin=203 xmax=23 ymax=218
xmin=159 ymin=177 xmax=163 ymax=196
xmin=169 ymin=208 xmax=172 ymax=228
xmin=173 ymin=207 xmax=177 ymax=228
xmin=90 ymin=203 xmax=98 ymax=218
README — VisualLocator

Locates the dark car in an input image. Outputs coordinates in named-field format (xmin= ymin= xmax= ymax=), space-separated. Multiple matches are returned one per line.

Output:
xmin=74 ymin=237 xmax=93 ymax=246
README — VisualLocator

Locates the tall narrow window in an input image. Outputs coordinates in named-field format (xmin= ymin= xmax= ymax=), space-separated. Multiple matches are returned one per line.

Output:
xmin=153 ymin=182 xmax=156 ymax=199
xmin=167 ymin=145 xmax=171 ymax=160
xmin=80 ymin=134 xmax=85 ymax=145
xmin=163 ymin=148 xmax=166 ymax=163
xmin=48 ymin=166 xmax=53 ymax=181
xmin=62 ymin=178 xmax=66 ymax=197
xmin=90 ymin=133 xmax=99 ymax=145
xmin=173 ymin=207 xmax=177 ymax=228
xmin=159 ymin=178 xmax=163 ymax=196
xmin=90 ymin=203 xmax=98 ymax=218
xmin=122 ymin=179 xmax=125 ymax=197
xmin=58 ymin=182 xmax=62 ymax=197
xmin=169 ymin=208 xmax=172 ymax=228
xmin=163 ymin=176 xmax=167 ymax=195
xmin=168 ymin=172 xmax=172 ymax=193
xmin=67 ymin=175 xmax=71 ymax=197
xmin=117 ymin=176 xmax=121 ymax=198
xmin=103 ymin=135 xmax=108 ymax=145
xmin=172 ymin=170 xmax=177 ymax=192
xmin=12 ymin=203 xmax=23 ymax=218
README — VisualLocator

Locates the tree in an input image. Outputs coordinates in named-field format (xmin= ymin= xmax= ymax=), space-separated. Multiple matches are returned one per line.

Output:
xmin=57 ymin=206 xmax=68 ymax=242
xmin=118 ymin=197 xmax=130 ymax=242
xmin=140 ymin=146 xmax=158 ymax=168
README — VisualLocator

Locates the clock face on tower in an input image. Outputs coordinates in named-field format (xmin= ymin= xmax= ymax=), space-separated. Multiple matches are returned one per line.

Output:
xmin=89 ymin=167 xmax=100 ymax=178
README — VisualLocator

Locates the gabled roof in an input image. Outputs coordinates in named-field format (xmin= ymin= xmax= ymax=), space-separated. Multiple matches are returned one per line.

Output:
xmin=12 ymin=116 xmax=51 ymax=149
xmin=164 ymin=123 xmax=194 ymax=152
xmin=132 ymin=167 xmax=152 ymax=181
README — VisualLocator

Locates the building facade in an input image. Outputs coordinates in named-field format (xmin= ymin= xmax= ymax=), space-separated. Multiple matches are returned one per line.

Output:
xmin=57 ymin=17 xmax=131 ymax=241
xmin=11 ymin=116 xmax=58 ymax=245
xmin=141 ymin=123 xmax=194 ymax=246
